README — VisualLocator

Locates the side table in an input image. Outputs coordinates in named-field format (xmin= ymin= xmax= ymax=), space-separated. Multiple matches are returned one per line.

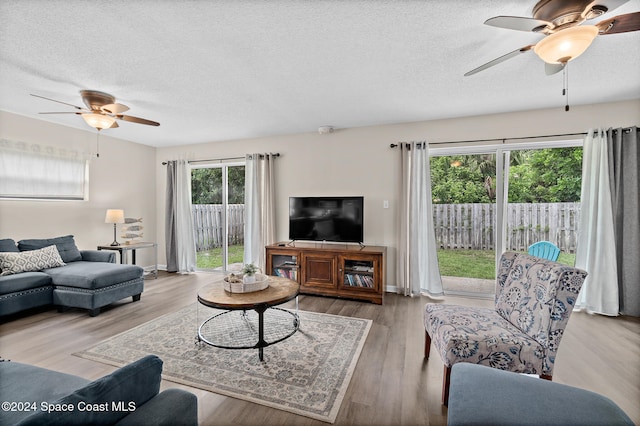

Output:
xmin=97 ymin=242 xmax=158 ymax=279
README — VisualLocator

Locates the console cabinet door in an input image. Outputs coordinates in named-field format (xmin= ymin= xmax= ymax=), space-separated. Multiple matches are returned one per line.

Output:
xmin=301 ymin=252 xmax=337 ymax=289
xmin=266 ymin=248 xmax=300 ymax=283
xmin=338 ymin=253 xmax=381 ymax=294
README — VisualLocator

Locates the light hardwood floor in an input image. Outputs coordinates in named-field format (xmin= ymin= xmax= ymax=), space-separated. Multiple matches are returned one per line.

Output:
xmin=1 ymin=272 xmax=639 ymax=425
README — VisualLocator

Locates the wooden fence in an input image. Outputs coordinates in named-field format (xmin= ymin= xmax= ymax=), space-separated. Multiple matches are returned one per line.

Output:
xmin=433 ymin=202 xmax=581 ymax=253
xmin=192 ymin=204 xmax=244 ymax=251
xmin=193 ymin=202 xmax=581 ymax=253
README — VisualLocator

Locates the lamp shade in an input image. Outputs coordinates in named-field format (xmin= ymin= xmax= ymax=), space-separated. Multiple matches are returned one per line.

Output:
xmin=534 ymin=25 xmax=599 ymax=64
xmin=105 ymin=209 xmax=125 ymax=224
xmin=82 ymin=113 xmax=116 ymax=130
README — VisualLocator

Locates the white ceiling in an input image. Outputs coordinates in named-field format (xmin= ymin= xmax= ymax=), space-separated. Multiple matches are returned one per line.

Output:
xmin=1 ymin=0 xmax=639 ymax=148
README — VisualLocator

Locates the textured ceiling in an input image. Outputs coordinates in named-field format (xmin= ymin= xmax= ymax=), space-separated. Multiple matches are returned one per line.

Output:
xmin=1 ymin=0 xmax=639 ymax=148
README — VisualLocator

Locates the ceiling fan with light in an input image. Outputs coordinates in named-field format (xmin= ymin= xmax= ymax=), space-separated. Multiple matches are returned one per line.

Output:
xmin=465 ymin=0 xmax=640 ymax=77
xmin=31 ymin=90 xmax=160 ymax=130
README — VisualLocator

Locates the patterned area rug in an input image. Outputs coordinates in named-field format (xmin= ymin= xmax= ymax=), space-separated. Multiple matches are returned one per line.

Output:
xmin=74 ymin=304 xmax=371 ymax=423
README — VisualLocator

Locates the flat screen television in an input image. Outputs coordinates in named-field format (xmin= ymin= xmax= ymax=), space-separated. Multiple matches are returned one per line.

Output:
xmin=289 ymin=196 xmax=364 ymax=243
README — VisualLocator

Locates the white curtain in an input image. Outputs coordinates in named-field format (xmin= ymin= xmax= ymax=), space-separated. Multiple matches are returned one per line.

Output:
xmin=574 ymin=129 xmax=619 ymax=315
xmin=397 ymin=142 xmax=443 ymax=297
xmin=165 ymin=160 xmax=196 ymax=274
xmin=244 ymin=153 xmax=276 ymax=271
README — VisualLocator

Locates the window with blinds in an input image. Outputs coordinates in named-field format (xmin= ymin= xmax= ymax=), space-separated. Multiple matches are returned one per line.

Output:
xmin=0 ymin=139 xmax=89 ymax=201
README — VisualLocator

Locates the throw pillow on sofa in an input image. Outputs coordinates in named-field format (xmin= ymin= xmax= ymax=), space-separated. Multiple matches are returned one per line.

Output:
xmin=18 ymin=235 xmax=82 ymax=263
xmin=0 ymin=245 xmax=65 ymax=276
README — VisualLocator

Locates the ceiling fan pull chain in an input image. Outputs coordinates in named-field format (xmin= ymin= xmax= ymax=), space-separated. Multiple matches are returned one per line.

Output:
xmin=96 ymin=130 xmax=100 ymax=158
xmin=563 ymin=62 xmax=570 ymax=112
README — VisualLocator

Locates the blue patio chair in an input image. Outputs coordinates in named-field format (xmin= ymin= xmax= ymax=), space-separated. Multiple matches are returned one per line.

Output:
xmin=528 ymin=241 xmax=560 ymax=261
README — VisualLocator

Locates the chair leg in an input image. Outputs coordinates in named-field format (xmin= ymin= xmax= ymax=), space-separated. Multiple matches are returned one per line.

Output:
xmin=540 ymin=374 xmax=552 ymax=381
xmin=442 ymin=365 xmax=452 ymax=406
xmin=424 ymin=331 xmax=432 ymax=359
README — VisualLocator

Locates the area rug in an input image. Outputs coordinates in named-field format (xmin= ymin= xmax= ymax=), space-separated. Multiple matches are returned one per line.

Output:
xmin=74 ymin=304 xmax=371 ymax=423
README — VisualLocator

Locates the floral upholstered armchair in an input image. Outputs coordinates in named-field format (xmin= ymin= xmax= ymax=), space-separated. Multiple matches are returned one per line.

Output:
xmin=423 ymin=252 xmax=587 ymax=405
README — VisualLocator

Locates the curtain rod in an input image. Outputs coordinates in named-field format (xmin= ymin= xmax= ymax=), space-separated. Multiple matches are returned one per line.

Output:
xmin=162 ymin=152 xmax=280 ymax=165
xmin=389 ymin=131 xmax=588 ymax=148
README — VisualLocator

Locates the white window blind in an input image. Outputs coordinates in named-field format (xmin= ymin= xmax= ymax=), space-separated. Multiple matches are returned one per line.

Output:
xmin=0 ymin=139 xmax=88 ymax=200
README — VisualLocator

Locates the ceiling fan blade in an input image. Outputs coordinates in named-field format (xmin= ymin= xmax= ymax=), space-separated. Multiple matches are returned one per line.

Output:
xmin=38 ymin=111 xmax=83 ymax=115
xmin=597 ymin=11 xmax=640 ymax=34
xmin=115 ymin=114 xmax=160 ymax=126
xmin=464 ymin=45 xmax=534 ymax=77
xmin=101 ymin=103 xmax=129 ymax=114
xmin=484 ymin=16 xmax=552 ymax=32
xmin=109 ymin=121 xmax=119 ymax=129
xmin=545 ymin=62 xmax=565 ymax=75
xmin=31 ymin=94 xmax=84 ymax=110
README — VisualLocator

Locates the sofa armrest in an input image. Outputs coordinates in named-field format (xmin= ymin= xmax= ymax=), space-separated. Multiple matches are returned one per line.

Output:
xmin=114 ymin=388 xmax=198 ymax=426
xmin=81 ymin=250 xmax=116 ymax=263
xmin=448 ymin=363 xmax=634 ymax=426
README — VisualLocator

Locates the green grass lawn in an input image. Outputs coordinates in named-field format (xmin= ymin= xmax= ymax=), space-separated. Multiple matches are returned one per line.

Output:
xmin=196 ymin=245 xmax=576 ymax=277
xmin=437 ymin=249 xmax=577 ymax=280
xmin=437 ymin=249 xmax=496 ymax=279
xmin=196 ymin=244 xmax=244 ymax=270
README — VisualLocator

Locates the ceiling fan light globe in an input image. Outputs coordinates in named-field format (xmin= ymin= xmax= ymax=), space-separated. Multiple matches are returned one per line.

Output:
xmin=533 ymin=25 xmax=598 ymax=64
xmin=81 ymin=113 xmax=116 ymax=130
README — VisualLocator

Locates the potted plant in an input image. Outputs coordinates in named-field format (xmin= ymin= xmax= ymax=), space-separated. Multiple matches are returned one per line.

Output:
xmin=242 ymin=263 xmax=259 ymax=284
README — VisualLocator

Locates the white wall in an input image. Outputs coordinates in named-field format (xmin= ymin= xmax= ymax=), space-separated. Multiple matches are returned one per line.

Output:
xmin=156 ymin=99 xmax=640 ymax=288
xmin=0 ymin=111 xmax=157 ymax=267
xmin=2 ymin=100 xmax=638 ymax=286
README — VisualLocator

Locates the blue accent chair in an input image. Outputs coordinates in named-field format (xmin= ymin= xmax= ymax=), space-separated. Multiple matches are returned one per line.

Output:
xmin=528 ymin=240 xmax=561 ymax=261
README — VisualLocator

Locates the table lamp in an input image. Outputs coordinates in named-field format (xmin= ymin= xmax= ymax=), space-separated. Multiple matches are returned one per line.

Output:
xmin=105 ymin=209 xmax=125 ymax=246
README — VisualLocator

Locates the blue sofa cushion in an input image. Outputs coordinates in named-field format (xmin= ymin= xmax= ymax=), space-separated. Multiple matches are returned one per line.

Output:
xmin=18 ymin=235 xmax=82 ymax=263
xmin=448 ymin=363 xmax=634 ymax=426
xmin=80 ymin=250 xmax=116 ymax=263
xmin=18 ymin=355 xmax=163 ymax=426
xmin=0 ymin=238 xmax=19 ymax=252
xmin=43 ymin=262 xmax=143 ymax=290
xmin=0 ymin=271 xmax=52 ymax=295
xmin=0 ymin=361 xmax=91 ymax=425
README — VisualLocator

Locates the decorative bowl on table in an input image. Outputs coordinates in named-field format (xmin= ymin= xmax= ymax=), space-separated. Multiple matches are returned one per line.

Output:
xmin=224 ymin=273 xmax=269 ymax=293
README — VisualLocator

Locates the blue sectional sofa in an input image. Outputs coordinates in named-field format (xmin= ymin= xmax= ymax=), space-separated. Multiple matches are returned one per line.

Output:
xmin=0 ymin=235 xmax=143 ymax=317
xmin=0 ymin=355 xmax=198 ymax=425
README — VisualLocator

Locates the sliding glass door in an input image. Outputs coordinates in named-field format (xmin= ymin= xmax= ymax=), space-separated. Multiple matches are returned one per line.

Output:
xmin=430 ymin=153 xmax=496 ymax=294
xmin=191 ymin=163 xmax=245 ymax=272
xmin=430 ymin=153 xmax=497 ymax=295
xmin=502 ymin=147 xmax=582 ymax=267
xmin=430 ymin=140 xmax=582 ymax=295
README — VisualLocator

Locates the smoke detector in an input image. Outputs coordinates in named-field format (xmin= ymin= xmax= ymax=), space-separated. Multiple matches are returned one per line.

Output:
xmin=318 ymin=126 xmax=334 ymax=135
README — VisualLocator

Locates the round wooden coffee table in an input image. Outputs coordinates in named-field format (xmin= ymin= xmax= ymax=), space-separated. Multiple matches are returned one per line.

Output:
xmin=197 ymin=275 xmax=300 ymax=361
